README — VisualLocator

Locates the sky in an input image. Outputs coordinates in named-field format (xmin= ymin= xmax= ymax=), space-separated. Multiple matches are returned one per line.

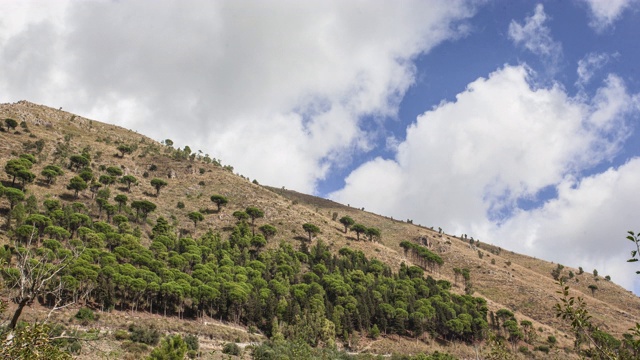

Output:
xmin=2 ymin=0 xmax=640 ymax=294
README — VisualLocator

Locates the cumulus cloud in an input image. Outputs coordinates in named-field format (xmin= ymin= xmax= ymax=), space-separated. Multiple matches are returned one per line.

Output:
xmin=331 ymin=64 xmax=639 ymax=289
xmin=488 ymin=158 xmax=640 ymax=292
xmin=0 ymin=0 xmax=476 ymax=193
xmin=576 ymin=52 xmax=614 ymax=86
xmin=508 ymin=4 xmax=562 ymax=71
xmin=582 ymin=0 xmax=637 ymax=32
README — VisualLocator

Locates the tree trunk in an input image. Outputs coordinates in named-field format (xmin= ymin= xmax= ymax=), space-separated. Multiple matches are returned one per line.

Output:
xmin=9 ymin=298 xmax=30 ymax=330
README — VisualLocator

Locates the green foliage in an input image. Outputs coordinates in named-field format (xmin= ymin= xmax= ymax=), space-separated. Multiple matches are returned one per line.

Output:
xmin=114 ymin=194 xmax=128 ymax=211
xmin=400 ymin=241 xmax=444 ymax=273
xmin=369 ymin=324 xmax=380 ymax=339
xmin=106 ymin=166 xmax=123 ymax=177
xmin=233 ymin=210 xmax=249 ymax=222
xmin=187 ymin=211 xmax=204 ymax=228
xmin=302 ymin=223 xmax=321 ymax=242
xmin=129 ymin=325 xmax=160 ymax=346
xmin=551 ymin=263 xmax=564 ymax=280
xmin=350 ymin=223 xmax=367 ymax=241
xmin=4 ymin=187 xmax=25 ymax=209
xmin=117 ymin=144 xmax=133 ymax=157
xmin=150 ymin=178 xmax=168 ymax=196
xmin=5 ymin=157 xmax=33 ymax=185
xmin=131 ymin=200 xmax=157 ymax=221
xmin=365 ymin=227 xmax=381 ymax=242
xmin=210 ymin=194 xmax=228 ymax=212
xmin=5 ymin=118 xmax=18 ymax=130
xmin=246 ymin=206 xmax=264 ymax=223
xmin=69 ymin=154 xmax=90 ymax=170
xmin=222 ymin=342 xmax=241 ymax=356
xmin=339 ymin=216 xmax=355 ymax=233
xmin=148 ymin=335 xmax=187 ymax=360
xmin=120 ymin=175 xmax=138 ymax=191
xmin=0 ymin=323 xmax=72 ymax=359
xmin=184 ymin=334 xmax=199 ymax=352
xmin=259 ymin=224 xmax=277 ymax=240
xmin=75 ymin=307 xmax=96 ymax=324
xmin=67 ymin=176 xmax=88 ymax=198
xmin=41 ymin=164 xmax=64 ymax=184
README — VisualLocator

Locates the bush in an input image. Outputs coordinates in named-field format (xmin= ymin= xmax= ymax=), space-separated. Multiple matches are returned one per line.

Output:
xmin=518 ymin=345 xmax=530 ymax=355
xmin=68 ymin=341 xmax=82 ymax=354
xmin=547 ymin=335 xmax=557 ymax=345
xmin=149 ymin=164 xmax=158 ymax=171
xmin=222 ymin=342 xmax=241 ymax=356
xmin=184 ymin=334 xmax=199 ymax=352
xmin=114 ymin=329 xmax=130 ymax=340
xmin=177 ymin=201 xmax=185 ymax=209
xmin=121 ymin=340 xmax=148 ymax=354
xmin=535 ymin=345 xmax=550 ymax=353
xmin=75 ymin=307 xmax=96 ymax=323
xmin=369 ymin=324 xmax=380 ymax=339
xmin=129 ymin=325 xmax=160 ymax=346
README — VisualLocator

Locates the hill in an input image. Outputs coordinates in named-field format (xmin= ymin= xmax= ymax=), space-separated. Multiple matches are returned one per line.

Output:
xmin=0 ymin=100 xmax=639 ymax=359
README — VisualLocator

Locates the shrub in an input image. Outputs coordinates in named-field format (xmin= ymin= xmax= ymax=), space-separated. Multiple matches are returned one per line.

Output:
xmin=129 ymin=325 xmax=160 ymax=346
xmin=121 ymin=341 xmax=148 ymax=354
xmin=184 ymin=334 xmax=199 ymax=352
xmin=547 ymin=335 xmax=557 ymax=345
xmin=114 ymin=329 xmax=130 ymax=340
xmin=68 ymin=341 xmax=82 ymax=354
xmin=74 ymin=307 xmax=96 ymax=324
xmin=177 ymin=201 xmax=185 ymax=209
xmin=149 ymin=164 xmax=158 ymax=171
xmin=222 ymin=342 xmax=241 ymax=356
xmin=518 ymin=345 xmax=530 ymax=355
xmin=535 ymin=345 xmax=550 ymax=353
xmin=369 ymin=324 xmax=380 ymax=339
xmin=143 ymin=171 xmax=149 ymax=178
xmin=199 ymin=168 xmax=205 ymax=175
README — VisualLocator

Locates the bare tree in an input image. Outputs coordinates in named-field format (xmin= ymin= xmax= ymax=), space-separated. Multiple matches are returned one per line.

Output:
xmin=4 ymin=229 xmax=80 ymax=330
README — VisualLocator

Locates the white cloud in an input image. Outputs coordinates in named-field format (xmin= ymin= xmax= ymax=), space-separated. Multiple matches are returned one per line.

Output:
xmin=582 ymin=0 xmax=637 ymax=32
xmin=576 ymin=52 xmax=612 ymax=86
xmin=330 ymin=64 xmax=639 ymax=290
xmin=0 ymin=0 xmax=476 ymax=193
xmin=488 ymin=158 xmax=640 ymax=292
xmin=508 ymin=4 xmax=562 ymax=70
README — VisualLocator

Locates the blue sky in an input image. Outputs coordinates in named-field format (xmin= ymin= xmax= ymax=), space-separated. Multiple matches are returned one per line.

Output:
xmin=2 ymin=0 xmax=640 ymax=293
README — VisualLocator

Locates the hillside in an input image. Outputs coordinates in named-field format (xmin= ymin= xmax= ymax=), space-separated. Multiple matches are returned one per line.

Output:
xmin=0 ymin=100 xmax=639 ymax=359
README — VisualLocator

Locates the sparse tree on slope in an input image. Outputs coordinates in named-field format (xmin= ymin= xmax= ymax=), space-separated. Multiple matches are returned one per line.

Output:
xmin=67 ymin=176 xmax=88 ymax=198
xmin=350 ymin=224 xmax=367 ymax=241
xmin=188 ymin=211 xmax=204 ymax=230
xmin=150 ymin=178 xmax=168 ymax=197
xmin=210 ymin=194 xmax=228 ymax=212
xmin=339 ymin=216 xmax=355 ymax=233
xmin=366 ymin=227 xmax=381 ymax=242
xmin=259 ymin=224 xmax=277 ymax=240
xmin=302 ymin=223 xmax=321 ymax=242
xmin=245 ymin=206 xmax=264 ymax=236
